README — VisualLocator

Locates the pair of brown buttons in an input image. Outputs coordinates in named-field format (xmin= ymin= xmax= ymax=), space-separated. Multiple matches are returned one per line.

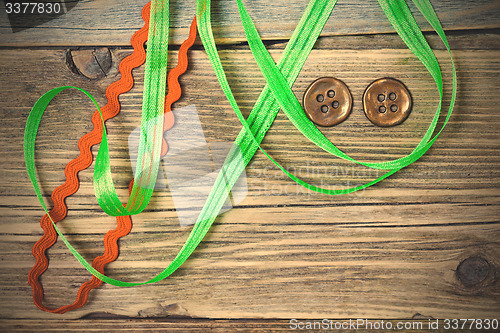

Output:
xmin=303 ymin=77 xmax=412 ymax=127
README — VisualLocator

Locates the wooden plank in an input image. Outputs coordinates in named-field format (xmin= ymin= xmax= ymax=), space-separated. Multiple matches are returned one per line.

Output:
xmin=0 ymin=318 xmax=475 ymax=332
xmin=0 ymin=0 xmax=499 ymax=47
xmin=0 ymin=43 xmax=499 ymax=322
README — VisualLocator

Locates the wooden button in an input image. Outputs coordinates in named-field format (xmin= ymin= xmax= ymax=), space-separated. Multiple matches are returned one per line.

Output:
xmin=363 ymin=78 xmax=412 ymax=127
xmin=303 ymin=77 xmax=353 ymax=127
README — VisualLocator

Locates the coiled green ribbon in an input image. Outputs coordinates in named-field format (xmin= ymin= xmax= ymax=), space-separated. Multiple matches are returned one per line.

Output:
xmin=24 ymin=0 xmax=456 ymax=286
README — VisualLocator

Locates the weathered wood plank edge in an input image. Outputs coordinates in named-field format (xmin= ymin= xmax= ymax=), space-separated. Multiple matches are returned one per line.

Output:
xmin=1 ymin=0 xmax=499 ymax=47
xmin=0 ymin=318 xmax=486 ymax=332
xmin=2 ymin=220 xmax=499 ymax=238
xmin=1 ymin=30 xmax=499 ymax=50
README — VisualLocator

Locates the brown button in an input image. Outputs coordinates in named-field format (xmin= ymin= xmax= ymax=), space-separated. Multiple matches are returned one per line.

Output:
xmin=303 ymin=77 xmax=353 ymax=127
xmin=363 ymin=78 xmax=412 ymax=127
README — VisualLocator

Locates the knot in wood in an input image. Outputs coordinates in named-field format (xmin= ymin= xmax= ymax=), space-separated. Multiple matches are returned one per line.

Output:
xmin=68 ymin=47 xmax=112 ymax=79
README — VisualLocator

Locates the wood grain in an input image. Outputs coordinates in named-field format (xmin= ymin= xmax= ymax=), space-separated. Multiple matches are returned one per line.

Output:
xmin=0 ymin=43 xmax=499 ymax=323
xmin=0 ymin=0 xmax=499 ymax=46
xmin=0 ymin=0 xmax=499 ymax=330
xmin=0 ymin=318 xmax=475 ymax=332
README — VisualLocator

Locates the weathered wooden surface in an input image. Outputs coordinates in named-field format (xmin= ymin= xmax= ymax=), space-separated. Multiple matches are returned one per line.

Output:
xmin=0 ymin=0 xmax=499 ymax=331
xmin=0 ymin=0 xmax=499 ymax=46
xmin=0 ymin=318 xmax=476 ymax=332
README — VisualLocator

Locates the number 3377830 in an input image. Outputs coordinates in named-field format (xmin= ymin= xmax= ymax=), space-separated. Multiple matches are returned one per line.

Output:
xmin=443 ymin=319 xmax=498 ymax=330
xmin=5 ymin=2 xmax=62 ymax=14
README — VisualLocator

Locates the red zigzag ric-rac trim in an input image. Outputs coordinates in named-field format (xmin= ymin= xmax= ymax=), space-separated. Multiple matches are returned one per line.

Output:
xmin=161 ymin=17 xmax=198 ymax=156
xmin=29 ymin=0 xmax=198 ymax=313
xmin=28 ymin=2 xmax=152 ymax=314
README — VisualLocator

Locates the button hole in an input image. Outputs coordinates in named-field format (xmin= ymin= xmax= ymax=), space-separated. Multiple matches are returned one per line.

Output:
xmin=332 ymin=101 xmax=340 ymax=109
xmin=321 ymin=105 xmax=329 ymax=113
xmin=389 ymin=92 xmax=397 ymax=101
xmin=327 ymin=90 xmax=335 ymax=98
xmin=316 ymin=94 xmax=324 ymax=102
xmin=379 ymin=105 xmax=387 ymax=113
xmin=390 ymin=104 xmax=398 ymax=112
xmin=378 ymin=94 xmax=385 ymax=102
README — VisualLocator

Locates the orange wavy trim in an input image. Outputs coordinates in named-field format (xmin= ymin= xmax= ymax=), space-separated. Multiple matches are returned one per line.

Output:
xmin=161 ymin=17 xmax=197 ymax=156
xmin=29 ymin=0 xmax=197 ymax=313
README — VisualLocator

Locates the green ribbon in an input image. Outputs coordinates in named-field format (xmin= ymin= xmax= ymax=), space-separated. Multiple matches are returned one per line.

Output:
xmin=25 ymin=0 xmax=169 ymax=218
xmin=24 ymin=0 xmax=171 ymax=285
xmin=24 ymin=0 xmax=456 ymax=286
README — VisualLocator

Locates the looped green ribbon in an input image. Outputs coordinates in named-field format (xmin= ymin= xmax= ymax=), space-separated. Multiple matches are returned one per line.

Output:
xmin=25 ymin=0 xmax=170 ymax=219
xmin=24 ymin=0 xmax=456 ymax=286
